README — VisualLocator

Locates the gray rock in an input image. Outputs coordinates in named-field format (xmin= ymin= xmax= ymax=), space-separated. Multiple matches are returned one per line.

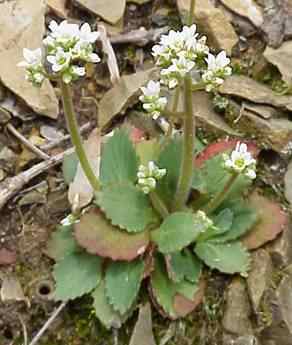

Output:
xmin=260 ymin=271 xmax=292 ymax=345
xmin=220 ymin=75 xmax=292 ymax=112
xmin=247 ymin=249 xmax=273 ymax=313
xmin=268 ymin=224 xmax=292 ymax=267
xmin=227 ymin=99 xmax=292 ymax=153
xmin=222 ymin=277 xmax=253 ymax=336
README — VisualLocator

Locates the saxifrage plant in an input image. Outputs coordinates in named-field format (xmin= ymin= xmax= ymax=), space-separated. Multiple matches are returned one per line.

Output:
xmin=19 ymin=1 xmax=277 ymax=329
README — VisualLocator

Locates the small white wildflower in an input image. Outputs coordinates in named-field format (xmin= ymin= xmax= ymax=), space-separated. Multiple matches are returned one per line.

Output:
xmin=47 ymin=48 xmax=71 ymax=72
xmin=18 ymin=48 xmax=42 ymax=68
xmin=202 ymin=51 xmax=232 ymax=92
xmin=223 ymin=142 xmax=256 ymax=179
xmin=79 ymin=23 xmax=99 ymax=44
xmin=139 ymin=80 xmax=167 ymax=119
xmin=137 ymin=161 xmax=167 ymax=194
xmin=49 ymin=20 xmax=79 ymax=43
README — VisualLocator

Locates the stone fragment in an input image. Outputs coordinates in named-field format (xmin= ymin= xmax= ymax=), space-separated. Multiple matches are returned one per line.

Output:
xmin=247 ymin=249 xmax=273 ymax=312
xmin=268 ymin=224 xmax=292 ymax=267
xmin=0 ymin=0 xmax=58 ymax=119
xmin=227 ymin=99 xmax=292 ymax=153
xmin=264 ymin=41 xmax=292 ymax=84
xmin=0 ymin=249 xmax=17 ymax=265
xmin=222 ymin=277 xmax=253 ymax=336
xmin=284 ymin=160 xmax=292 ymax=204
xmin=220 ymin=0 xmax=263 ymax=27
xmin=220 ymin=75 xmax=292 ymax=112
xmin=46 ymin=0 xmax=69 ymax=18
xmin=75 ymin=0 xmax=126 ymax=24
xmin=242 ymin=102 xmax=276 ymax=119
xmin=177 ymin=0 xmax=238 ymax=54
xmin=223 ymin=334 xmax=260 ymax=345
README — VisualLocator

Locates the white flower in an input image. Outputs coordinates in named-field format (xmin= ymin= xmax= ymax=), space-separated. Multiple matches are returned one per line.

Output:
xmin=180 ymin=24 xmax=198 ymax=50
xmin=47 ymin=48 xmax=71 ymax=72
xmin=223 ymin=142 xmax=256 ymax=179
xmin=206 ymin=51 xmax=231 ymax=72
xmin=161 ymin=56 xmax=195 ymax=88
xmin=18 ymin=48 xmax=42 ymax=68
xmin=141 ymin=80 xmax=160 ymax=98
xmin=72 ymin=66 xmax=86 ymax=76
xmin=137 ymin=161 xmax=167 ymax=194
xmin=140 ymin=81 xmax=167 ymax=119
xmin=202 ymin=51 xmax=232 ymax=92
xmin=79 ymin=23 xmax=99 ymax=44
xmin=49 ymin=20 xmax=79 ymax=42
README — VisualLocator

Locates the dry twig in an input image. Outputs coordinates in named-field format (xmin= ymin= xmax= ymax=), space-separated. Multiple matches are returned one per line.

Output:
xmin=0 ymin=147 xmax=74 ymax=211
xmin=110 ymin=27 xmax=169 ymax=46
xmin=28 ymin=302 xmax=66 ymax=345
xmin=7 ymin=123 xmax=50 ymax=160
xmin=98 ymin=24 xmax=120 ymax=84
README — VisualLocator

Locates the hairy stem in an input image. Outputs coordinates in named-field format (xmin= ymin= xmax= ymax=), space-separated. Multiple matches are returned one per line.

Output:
xmin=204 ymin=173 xmax=239 ymax=214
xmin=188 ymin=0 xmax=196 ymax=25
xmin=172 ymin=74 xmax=194 ymax=211
xmin=149 ymin=191 xmax=169 ymax=219
xmin=60 ymin=81 xmax=100 ymax=191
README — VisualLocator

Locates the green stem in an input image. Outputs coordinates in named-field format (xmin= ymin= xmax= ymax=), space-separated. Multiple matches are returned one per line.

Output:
xmin=161 ymin=109 xmax=184 ymax=118
xmin=172 ymin=74 xmax=195 ymax=211
xmin=149 ymin=191 xmax=169 ymax=219
xmin=60 ymin=81 xmax=100 ymax=191
xmin=188 ymin=0 xmax=196 ymax=25
xmin=204 ymin=173 xmax=239 ymax=214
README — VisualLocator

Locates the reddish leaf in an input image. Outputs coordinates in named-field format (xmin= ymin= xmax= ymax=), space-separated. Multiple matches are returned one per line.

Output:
xmin=242 ymin=192 xmax=288 ymax=250
xmin=0 ymin=248 xmax=17 ymax=265
xmin=75 ymin=208 xmax=149 ymax=261
xmin=195 ymin=140 xmax=259 ymax=168
xmin=173 ymin=279 xmax=206 ymax=317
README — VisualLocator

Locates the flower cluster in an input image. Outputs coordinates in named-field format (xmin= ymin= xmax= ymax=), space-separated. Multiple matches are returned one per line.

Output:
xmin=18 ymin=20 xmax=100 ymax=85
xmin=137 ymin=161 xmax=167 ymax=194
xmin=17 ymin=48 xmax=45 ymax=86
xmin=140 ymin=24 xmax=232 ymax=119
xmin=196 ymin=210 xmax=214 ymax=230
xmin=223 ymin=142 xmax=256 ymax=179
xmin=139 ymin=81 xmax=167 ymax=119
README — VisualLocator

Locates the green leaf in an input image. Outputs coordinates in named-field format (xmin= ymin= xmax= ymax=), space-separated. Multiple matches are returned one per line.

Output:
xmin=97 ymin=183 xmax=157 ymax=233
xmin=167 ymin=250 xmax=202 ymax=283
xmin=151 ymin=212 xmax=206 ymax=253
xmin=200 ymin=154 xmax=251 ymax=199
xmin=105 ymin=260 xmax=145 ymax=314
xmin=192 ymin=168 xmax=207 ymax=193
xmin=156 ymin=136 xmax=183 ymax=205
xmin=100 ymin=129 xmax=139 ymax=186
xmin=75 ymin=208 xmax=149 ymax=261
xmin=150 ymin=255 xmax=199 ymax=319
xmin=53 ymin=252 xmax=102 ymax=301
xmin=136 ymin=139 xmax=159 ymax=165
xmin=46 ymin=225 xmax=77 ymax=261
xmin=62 ymin=152 xmax=78 ymax=185
xmin=194 ymin=241 xmax=250 ymax=274
xmin=92 ymin=280 xmax=123 ymax=329
xmin=214 ymin=202 xmax=258 ymax=242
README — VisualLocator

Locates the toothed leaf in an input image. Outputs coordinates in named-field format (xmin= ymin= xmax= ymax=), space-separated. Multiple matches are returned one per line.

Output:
xmin=213 ymin=202 xmax=257 ymax=243
xmin=100 ymin=129 xmax=139 ymax=186
xmin=53 ymin=252 xmax=102 ymax=301
xmin=97 ymin=183 xmax=157 ymax=233
xmin=151 ymin=212 xmax=207 ymax=253
xmin=105 ymin=260 xmax=145 ymax=314
xmin=46 ymin=225 xmax=77 ymax=261
xmin=156 ymin=136 xmax=183 ymax=205
xmin=242 ymin=192 xmax=287 ymax=249
xmin=167 ymin=249 xmax=202 ymax=283
xmin=75 ymin=208 xmax=149 ymax=261
xmin=92 ymin=280 xmax=123 ymax=329
xmin=150 ymin=255 xmax=201 ymax=319
xmin=194 ymin=241 xmax=250 ymax=274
